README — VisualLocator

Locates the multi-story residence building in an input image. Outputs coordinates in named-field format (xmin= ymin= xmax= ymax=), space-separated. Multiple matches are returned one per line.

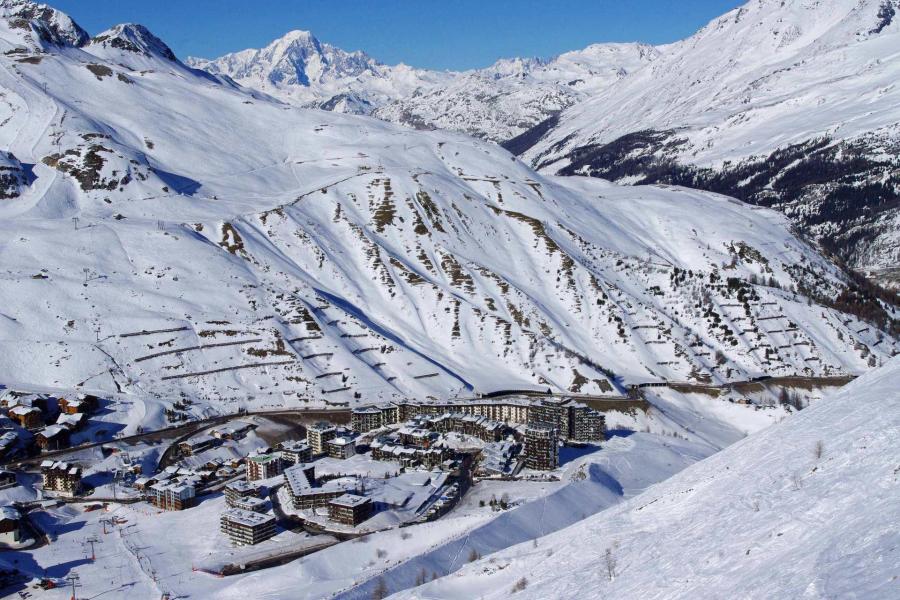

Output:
xmin=283 ymin=463 xmax=356 ymax=510
xmin=40 ymin=460 xmax=82 ymax=497
xmin=569 ymin=405 xmax=606 ymax=442
xmin=326 ymin=436 xmax=356 ymax=459
xmin=524 ymin=424 xmax=559 ymax=471
xmin=224 ymin=480 xmax=259 ymax=508
xmin=246 ymin=453 xmax=283 ymax=482
xmin=306 ymin=422 xmax=337 ymax=455
xmin=147 ymin=481 xmax=196 ymax=510
xmin=220 ymin=508 xmax=276 ymax=546
xmin=279 ymin=440 xmax=312 ymax=465
xmin=350 ymin=406 xmax=383 ymax=433
xmin=328 ymin=494 xmax=373 ymax=526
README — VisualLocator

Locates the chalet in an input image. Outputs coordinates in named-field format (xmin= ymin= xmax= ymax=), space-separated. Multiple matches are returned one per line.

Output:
xmin=220 ymin=508 xmax=276 ymax=546
xmin=9 ymin=405 xmax=43 ymax=429
xmin=0 ymin=506 xmax=22 ymax=545
xmin=210 ymin=421 xmax=252 ymax=440
xmin=58 ymin=397 xmax=84 ymax=415
xmin=55 ymin=412 xmax=86 ymax=431
xmin=133 ymin=476 xmax=157 ymax=491
xmin=0 ymin=431 xmax=18 ymax=459
xmin=0 ymin=392 xmax=49 ymax=413
xmin=328 ymin=494 xmax=373 ymax=526
xmin=35 ymin=425 xmax=71 ymax=451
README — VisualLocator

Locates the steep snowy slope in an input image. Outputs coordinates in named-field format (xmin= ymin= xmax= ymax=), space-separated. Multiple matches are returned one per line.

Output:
xmin=0 ymin=2 xmax=895 ymax=425
xmin=187 ymin=31 xmax=659 ymax=141
xmin=393 ymin=356 xmax=900 ymax=600
xmin=511 ymin=0 xmax=900 ymax=276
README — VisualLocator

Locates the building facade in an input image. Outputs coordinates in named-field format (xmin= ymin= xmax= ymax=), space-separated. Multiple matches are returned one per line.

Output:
xmin=220 ymin=508 xmax=276 ymax=546
xmin=40 ymin=461 xmax=82 ymax=497
xmin=524 ymin=424 xmax=559 ymax=471
xmin=224 ymin=480 xmax=259 ymax=508
xmin=307 ymin=422 xmax=337 ymax=455
xmin=246 ymin=453 xmax=283 ymax=481
xmin=147 ymin=481 xmax=196 ymax=510
xmin=328 ymin=494 xmax=373 ymax=526
xmin=279 ymin=440 xmax=312 ymax=465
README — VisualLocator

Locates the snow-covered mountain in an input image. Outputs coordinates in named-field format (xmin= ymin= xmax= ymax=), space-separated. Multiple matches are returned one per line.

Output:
xmin=0 ymin=1 xmax=896 ymax=428
xmin=186 ymin=31 xmax=659 ymax=141
xmin=392 ymin=355 xmax=900 ymax=599
xmin=508 ymin=0 xmax=900 ymax=279
xmin=373 ymin=43 xmax=659 ymax=142
xmin=186 ymin=30 xmax=447 ymax=116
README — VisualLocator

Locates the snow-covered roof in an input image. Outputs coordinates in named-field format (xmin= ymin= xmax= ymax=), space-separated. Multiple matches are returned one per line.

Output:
xmin=221 ymin=507 xmax=274 ymax=527
xmin=226 ymin=479 xmax=258 ymax=494
xmin=329 ymin=493 xmax=370 ymax=508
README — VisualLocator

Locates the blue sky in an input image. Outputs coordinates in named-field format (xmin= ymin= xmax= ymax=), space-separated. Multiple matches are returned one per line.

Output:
xmin=52 ymin=0 xmax=745 ymax=70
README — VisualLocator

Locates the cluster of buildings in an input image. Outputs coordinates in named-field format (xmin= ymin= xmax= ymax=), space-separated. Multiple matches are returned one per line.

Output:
xmin=0 ymin=391 xmax=100 ymax=454
xmin=351 ymin=397 xmax=605 ymax=442
xmin=352 ymin=396 xmax=606 ymax=472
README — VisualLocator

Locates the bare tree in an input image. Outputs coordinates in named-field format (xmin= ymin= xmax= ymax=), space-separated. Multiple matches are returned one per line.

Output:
xmin=813 ymin=440 xmax=824 ymax=460
xmin=467 ymin=548 xmax=481 ymax=563
xmin=605 ymin=547 xmax=617 ymax=581
xmin=511 ymin=577 xmax=529 ymax=593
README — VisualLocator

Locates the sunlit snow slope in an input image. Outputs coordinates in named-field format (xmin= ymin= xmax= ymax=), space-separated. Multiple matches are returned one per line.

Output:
xmin=512 ymin=0 xmax=900 ymax=275
xmin=394 ymin=356 xmax=900 ymax=600
xmin=0 ymin=1 xmax=895 ymax=417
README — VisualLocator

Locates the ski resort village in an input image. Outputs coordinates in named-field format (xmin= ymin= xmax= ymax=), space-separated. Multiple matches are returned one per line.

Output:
xmin=0 ymin=0 xmax=898 ymax=598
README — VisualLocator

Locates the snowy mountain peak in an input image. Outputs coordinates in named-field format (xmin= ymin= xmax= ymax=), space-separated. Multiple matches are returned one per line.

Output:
xmin=187 ymin=28 xmax=379 ymax=88
xmin=89 ymin=23 xmax=178 ymax=62
xmin=0 ymin=0 xmax=89 ymax=47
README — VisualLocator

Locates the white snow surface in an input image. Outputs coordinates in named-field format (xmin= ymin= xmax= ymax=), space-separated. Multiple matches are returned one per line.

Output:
xmin=392 ymin=356 xmax=900 ymax=600
xmin=0 ymin=1 xmax=895 ymax=428
xmin=187 ymin=30 xmax=659 ymax=141
xmin=523 ymin=0 xmax=900 ymax=169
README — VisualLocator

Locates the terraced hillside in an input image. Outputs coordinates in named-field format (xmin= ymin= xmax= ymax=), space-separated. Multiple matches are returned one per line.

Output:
xmin=0 ymin=2 xmax=895 ymax=430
